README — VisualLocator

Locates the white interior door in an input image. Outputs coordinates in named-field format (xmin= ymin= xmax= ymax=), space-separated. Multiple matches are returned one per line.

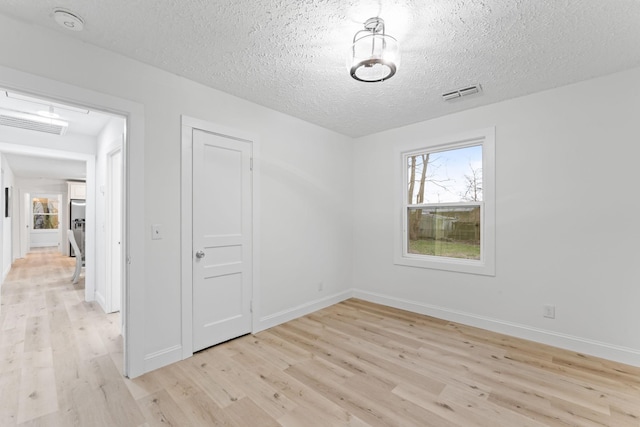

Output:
xmin=106 ymin=147 xmax=122 ymax=314
xmin=192 ymin=129 xmax=252 ymax=352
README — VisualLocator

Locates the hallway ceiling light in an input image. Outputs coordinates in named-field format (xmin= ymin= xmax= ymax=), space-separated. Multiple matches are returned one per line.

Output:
xmin=37 ymin=105 xmax=61 ymax=119
xmin=52 ymin=8 xmax=84 ymax=32
xmin=348 ymin=17 xmax=400 ymax=83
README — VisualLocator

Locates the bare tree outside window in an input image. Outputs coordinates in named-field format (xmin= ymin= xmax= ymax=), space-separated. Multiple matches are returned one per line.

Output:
xmin=460 ymin=163 xmax=483 ymax=202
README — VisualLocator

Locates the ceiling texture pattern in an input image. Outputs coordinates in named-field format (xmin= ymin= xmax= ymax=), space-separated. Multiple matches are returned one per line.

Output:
xmin=0 ymin=0 xmax=639 ymax=137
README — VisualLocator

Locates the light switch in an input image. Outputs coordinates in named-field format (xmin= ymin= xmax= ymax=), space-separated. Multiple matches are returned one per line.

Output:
xmin=151 ymin=224 xmax=162 ymax=240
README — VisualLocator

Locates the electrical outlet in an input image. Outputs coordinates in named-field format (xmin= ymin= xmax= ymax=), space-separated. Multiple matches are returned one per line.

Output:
xmin=543 ymin=304 xmax=555 ymax=319
xmin=317 ymin=281 xmax=324 ymax=292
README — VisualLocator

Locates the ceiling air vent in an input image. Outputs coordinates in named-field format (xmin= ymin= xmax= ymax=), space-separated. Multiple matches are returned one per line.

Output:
xmin=0 ymin=111 xmax=68 ymax=135
xmin=442 ymin=84 xmax=482 ymax=101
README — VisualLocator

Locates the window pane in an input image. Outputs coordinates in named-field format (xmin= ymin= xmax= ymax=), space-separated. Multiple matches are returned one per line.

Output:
xmin=33 ymin=214 xmax=59 ymax=229
xmin=407 ymin=206 xmax=480 ymax=260
xmin=32 ymin=197 xmax=59 ymax=229
xmin=32 ymin=198 xmax=59 ymax=214
xmin=407 ymin=145 xmax=482 ymax=204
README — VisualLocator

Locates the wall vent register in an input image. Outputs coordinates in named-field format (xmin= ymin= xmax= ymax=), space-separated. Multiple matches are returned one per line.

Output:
xmin=442 ymin=84 xmax=483 ymax=101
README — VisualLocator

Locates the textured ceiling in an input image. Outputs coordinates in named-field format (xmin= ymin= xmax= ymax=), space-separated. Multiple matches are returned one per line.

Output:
xmin=1 ymin=1 xmax=639 ymax=137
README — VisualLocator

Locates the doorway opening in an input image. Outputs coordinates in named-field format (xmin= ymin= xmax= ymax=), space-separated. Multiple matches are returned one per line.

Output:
xmin=0 ymin=87 xmax=128 ymax=372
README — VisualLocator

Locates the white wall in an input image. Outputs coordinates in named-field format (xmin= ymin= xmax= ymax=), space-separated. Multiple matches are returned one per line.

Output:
xmin=29 ymin=230 xmax=59 ymax=248
xmin=0 ymin=13 xmax=354 ymax=374
xmin=95 ymin=118 xmax=125 ymax=311
xmin=353 ymin=67 xmax=640 ymax=365
xmin=1 ymin=153 xmax=15 ymax=281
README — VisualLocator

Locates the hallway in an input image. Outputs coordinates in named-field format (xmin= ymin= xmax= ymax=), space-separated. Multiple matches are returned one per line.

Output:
xmin=0 ymin=248 xmax=130 ymax=425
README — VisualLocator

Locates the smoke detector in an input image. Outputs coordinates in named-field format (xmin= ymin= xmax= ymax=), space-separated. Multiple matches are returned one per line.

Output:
xmin=52 ymin=8 xmax=84 ymax=32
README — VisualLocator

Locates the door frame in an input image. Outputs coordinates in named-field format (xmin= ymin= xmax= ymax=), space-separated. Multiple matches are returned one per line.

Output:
xmin=105 ymin=145 xmax=123 ymax=314
xmin=180 ymin=115 xmax=261 ymax=360
xmin=22 ymin=191 xmax=30 ymax=256
xmin=29 ymin=192 xmax=64 ymax=250
xmin=0 ymin=65 xmax=146 ymax=378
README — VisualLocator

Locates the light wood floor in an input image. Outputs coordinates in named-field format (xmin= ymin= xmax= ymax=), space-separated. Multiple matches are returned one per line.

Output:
xmin=1 ymin=249 xmax=639 ymax=426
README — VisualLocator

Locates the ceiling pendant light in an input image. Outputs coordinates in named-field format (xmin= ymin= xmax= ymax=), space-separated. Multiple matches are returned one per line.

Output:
xmin=348 ymin=17 xmax=400 ymax=83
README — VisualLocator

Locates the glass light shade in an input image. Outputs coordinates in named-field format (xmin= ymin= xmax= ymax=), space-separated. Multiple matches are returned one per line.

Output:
xmin=349 ymin=33 xmax=400 ymax=82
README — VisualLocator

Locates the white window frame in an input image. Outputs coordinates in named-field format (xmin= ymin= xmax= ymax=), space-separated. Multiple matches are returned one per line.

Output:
xmin=394 ymin=127 xmax=495 ymax=276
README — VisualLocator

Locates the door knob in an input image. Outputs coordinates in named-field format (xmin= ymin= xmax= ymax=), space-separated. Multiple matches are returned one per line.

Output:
xmin=195 ymin=250 xmax=205 ymax=259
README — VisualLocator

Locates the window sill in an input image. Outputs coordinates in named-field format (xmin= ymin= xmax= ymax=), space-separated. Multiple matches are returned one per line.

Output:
xmin=394 ymin=254 xmax=495 ymax=276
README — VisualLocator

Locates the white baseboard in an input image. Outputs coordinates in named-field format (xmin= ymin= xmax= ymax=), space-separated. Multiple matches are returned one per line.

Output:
xmin=352 ymin=289 xmax=640 ymax=368
xmin=2 ymin=265 xmax=9 ymax=283
xmin=144 ymin=344 xmax=183 ymax=373
xmin=94 ymin=291 xmax=106 ymax=312
xmin=255 ymin=290 xmax=352 ymax=333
